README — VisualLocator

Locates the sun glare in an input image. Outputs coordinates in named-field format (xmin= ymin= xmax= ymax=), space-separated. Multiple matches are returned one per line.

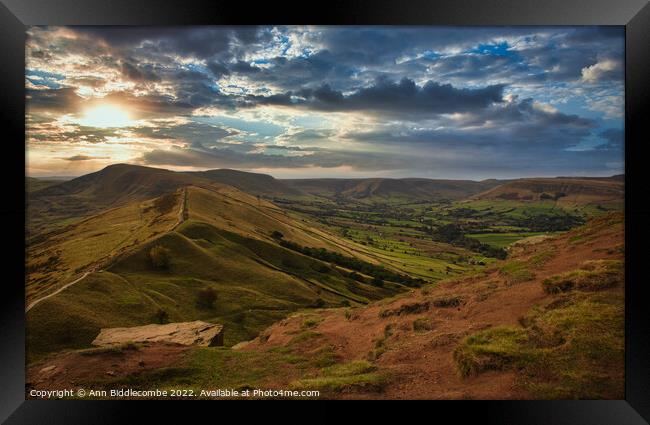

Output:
xmin=79 ymin=104 xmax=133 ymax=128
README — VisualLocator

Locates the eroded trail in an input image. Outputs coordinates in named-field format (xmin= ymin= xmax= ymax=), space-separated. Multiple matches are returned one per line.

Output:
xmin=25 ymin=272 xmax=91 ymax=313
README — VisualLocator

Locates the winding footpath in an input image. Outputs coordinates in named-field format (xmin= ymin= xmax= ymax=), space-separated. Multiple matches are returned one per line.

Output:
xmin=26 ymin=188 xmax=188 ymax=313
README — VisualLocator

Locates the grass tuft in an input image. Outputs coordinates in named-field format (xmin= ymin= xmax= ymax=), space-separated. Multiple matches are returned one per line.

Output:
xmin=432 ymin=295 xmax=462 ymax=308
xmin=453 ymin=290 xmax=624 ymax=399
xmin=499 ymin=260 xmax=535 ymax=284
xmin=542 ymin=260 xmax=623 ymax=294
xmin=290 ymin=360 xmax=386 ymax=393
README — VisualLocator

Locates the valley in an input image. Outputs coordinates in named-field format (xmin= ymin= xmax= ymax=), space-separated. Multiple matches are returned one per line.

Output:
xmin=25 ymin=165 xmax=624 ymax=399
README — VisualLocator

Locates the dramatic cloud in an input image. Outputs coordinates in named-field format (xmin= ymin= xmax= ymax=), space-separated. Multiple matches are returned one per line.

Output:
xmin=287 ymin=79 xmax=505 ymax=116
xmin=25 ymin=26 xmax=624 ymax=179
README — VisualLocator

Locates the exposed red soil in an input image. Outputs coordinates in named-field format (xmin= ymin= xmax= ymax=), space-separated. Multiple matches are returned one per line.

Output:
xmin=26 ymin=343 xmax=189 ymax=397
xmin=242 ymin=213 xmax=624 ymax=399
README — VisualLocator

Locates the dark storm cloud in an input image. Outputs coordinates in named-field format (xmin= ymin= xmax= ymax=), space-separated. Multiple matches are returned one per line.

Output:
xmin=472 ymin=97 xmax=594 ymax=129
xmin=227 ymin=50 xmax=358 ymax=92
xmin=231 ymin=61 xmax=262 ymax=74
xmin=346 ymin=97 xmax=596 ymax=153
xmin=207 ymin=62 xmax=230 ymax=78
xmin=120 ymin=61 xmax=161 ymax=82
xmin=72 ymin=26 xmax=268 ymax=59
xmin=314 ymin=78 xmax=504 ymax=114
xmin=246 ymin=78 xmax=505 ymax=117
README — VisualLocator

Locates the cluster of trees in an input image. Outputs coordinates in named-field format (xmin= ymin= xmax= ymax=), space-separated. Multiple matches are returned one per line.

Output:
xmin=513 ymin=214 xmax=583 ymax=232
xmin=539 ymin=191 xmax=567 ymax=201
xmin=432 ymin=224 xmax=507 ymax=259
xmin=278 ymin=239 xmax=423 ymax=287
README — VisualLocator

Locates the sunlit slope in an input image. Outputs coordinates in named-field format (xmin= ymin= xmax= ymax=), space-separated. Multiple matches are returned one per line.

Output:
xmin=27 ymin=164 xmax=207 ymax=235
xmin=26 ymin=217 xmax=407 ymax=361
xmin=281 ymin=177 xmax=501 ymax=202
xmin=186 ymin=185 xmax=381 ymax=262
xmin=26 ymin=184 xmax=411 ymax=361
xmin=26 ymin=190 xmax=183 ymax=302
xmin=187 ymin=168 xmax=301 ymax=197
xmin=184 ymin=184 xmax=472 ymax=280
xmin=474 ymin=177 xmax=624 ymax=206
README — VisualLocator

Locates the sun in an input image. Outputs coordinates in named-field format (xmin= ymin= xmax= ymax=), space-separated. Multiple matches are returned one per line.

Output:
xmin=79 ymin=104 xmax=133 ymax=128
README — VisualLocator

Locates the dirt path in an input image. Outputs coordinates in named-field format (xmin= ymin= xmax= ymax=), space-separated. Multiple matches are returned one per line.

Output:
xmin=25 ymin=271 xmax=91 ymax=312
xmin=172 ymin=187 xmax=188 ymax=230
xmin=26 ymin=188 xmax=188 ymax=313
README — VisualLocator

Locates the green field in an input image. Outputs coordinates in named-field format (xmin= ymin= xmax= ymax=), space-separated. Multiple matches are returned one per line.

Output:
xmin=466 ymin=232 xmax=550 ymax=248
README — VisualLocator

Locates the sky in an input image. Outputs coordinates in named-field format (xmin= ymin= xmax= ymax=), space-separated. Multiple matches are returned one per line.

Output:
xmin=26 ymin=26 xmax=624 ymax=179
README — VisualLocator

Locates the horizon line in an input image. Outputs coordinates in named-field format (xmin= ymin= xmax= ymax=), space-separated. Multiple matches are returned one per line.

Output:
xmin=26 ymin=162 xmax=625 ymax=182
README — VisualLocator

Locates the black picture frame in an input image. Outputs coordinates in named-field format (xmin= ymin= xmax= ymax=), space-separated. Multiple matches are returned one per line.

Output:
xmin=1 ymin=0 xmax=648 ymax=423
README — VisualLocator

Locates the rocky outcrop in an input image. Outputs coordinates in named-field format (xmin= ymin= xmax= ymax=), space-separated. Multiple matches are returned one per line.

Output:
xmin=92 ymin=321 xmax=224 ymax=347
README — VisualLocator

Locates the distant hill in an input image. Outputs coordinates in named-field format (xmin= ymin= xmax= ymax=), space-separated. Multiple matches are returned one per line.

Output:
xmin=27 ymin=164 xmax=210 ymax=235
xmin=30 ymin=164 xmax=508 ymax=236
xmin=474 ymin=177 xmax=624 ymax=205
xmin=26 ymin=177 xmax=60 ymax=193
xmin=281 ymin=177 xmax=502 ymax=202
xmin=186 ymin=169 xmax=301 ymax=197
xmin=27 ymin=165 xmax=625 ymax=237
xmin=32 ymin=164 xmax=201 ymax=201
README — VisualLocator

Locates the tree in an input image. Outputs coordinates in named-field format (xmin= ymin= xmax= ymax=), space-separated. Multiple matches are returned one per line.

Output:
xmin=149 ymin=245 xmax=171 ymax=269
xmin=271 ymin=230 xmax=284 ymax=240
xmin=196 ymin=287 xmax=217 ymax=309
xmin=371 ymin=277 xmax=385 ymax=287
xmin=153 ymin=308 xmax=169 ymax=324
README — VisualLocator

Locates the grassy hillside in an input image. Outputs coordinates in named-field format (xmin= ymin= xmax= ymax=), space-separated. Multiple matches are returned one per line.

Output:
xmin=183 ymin=184 xmax=466 ymax=280
xmin=26 ymin=177 xmax=60 ymax=193
xmin=26 ymin=218 xmax=407 ymax=362
xmin=187 ymin=169 xmax=301 ymax=197
xmin=281 ymin=177 xmax=501 ymax=203
xmin=28 ymin=213 xmax=624 ymax=399
xmin=27 ymin=164 xmax=208 ymax=235
xmin=26 ymin=190 xmax=183 ymax=302
xmin=474 ymin=177 xmax=624 ymax=207
xmin=25 ymin=165 xmax=624 ymax=399
xmin=234 ymin=212 xmax=625 ymax=399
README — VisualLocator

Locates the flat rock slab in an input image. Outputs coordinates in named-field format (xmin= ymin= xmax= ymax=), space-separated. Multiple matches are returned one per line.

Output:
xmin=92 ymin=321 xmax=224 ymax=347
